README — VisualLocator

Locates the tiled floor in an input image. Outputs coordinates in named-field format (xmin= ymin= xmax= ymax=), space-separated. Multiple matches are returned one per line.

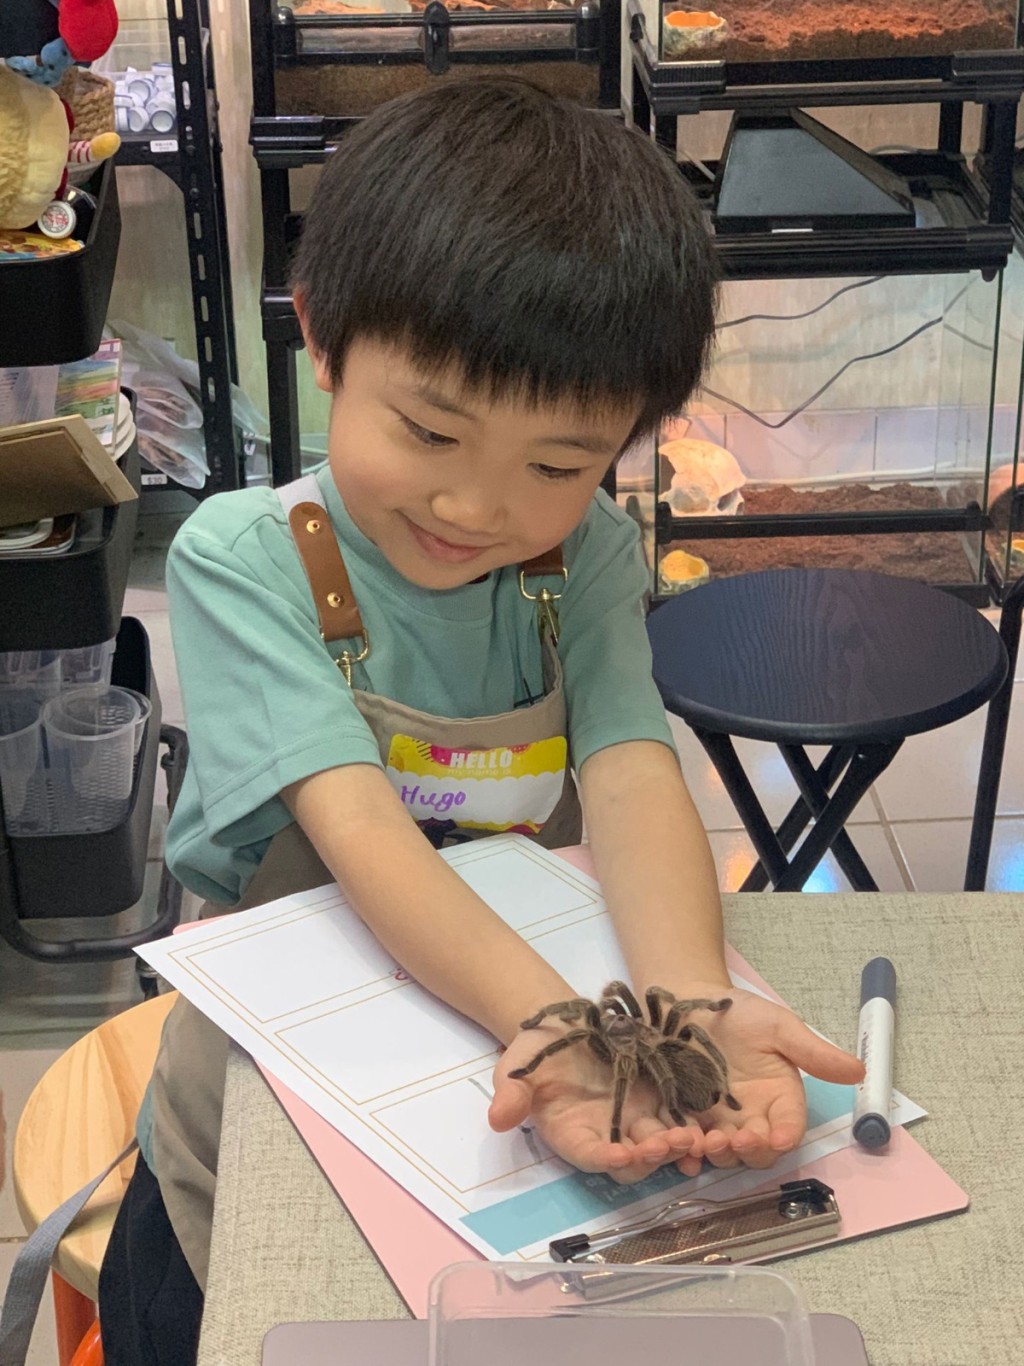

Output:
xmin=1 ymin=507 xmax=1021 ymax=1362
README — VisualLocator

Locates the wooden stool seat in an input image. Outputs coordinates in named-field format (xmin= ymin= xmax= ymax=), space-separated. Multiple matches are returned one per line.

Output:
xmin=13 ymin=993 xmax=176 ymax=1304
xmin=648 ymin=568 xmax=1008 ymax=891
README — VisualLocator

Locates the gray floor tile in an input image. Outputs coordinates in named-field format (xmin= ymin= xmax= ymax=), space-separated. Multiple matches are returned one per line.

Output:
xmin=891 ymin=817 xmax=1024 ymax=892
xmin=872 ymin=681 xmax=1024 ymax=822
xmin=0 ymin=1239 xmax=58 ymax=1365
xmin=708 ymin=823 xmax=910 ymax=894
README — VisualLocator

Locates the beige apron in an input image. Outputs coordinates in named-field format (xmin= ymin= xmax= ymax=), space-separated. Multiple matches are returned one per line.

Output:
xmin=150 ymin=477 xmax=582 ymax=1286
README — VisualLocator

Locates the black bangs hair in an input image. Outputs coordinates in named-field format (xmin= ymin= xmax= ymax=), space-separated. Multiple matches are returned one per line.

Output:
xmin=292 ymin=76 xmax=718 ymax=432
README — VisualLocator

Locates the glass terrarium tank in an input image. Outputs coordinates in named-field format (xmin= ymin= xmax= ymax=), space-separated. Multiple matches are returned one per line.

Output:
xmin=985 ymin=244 xmax=1024 ymax=595
xmin=618 ymin=267 xmax=1015 ymax=601
xmin=265 ymin=0 xmax=606 ymax=117
xmin=639 ymin=0 xmax=1021 ymax=66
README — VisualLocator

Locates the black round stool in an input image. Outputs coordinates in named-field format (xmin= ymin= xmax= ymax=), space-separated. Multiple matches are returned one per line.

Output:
xmin=647 ymin=568 xmax=1008 ymax=892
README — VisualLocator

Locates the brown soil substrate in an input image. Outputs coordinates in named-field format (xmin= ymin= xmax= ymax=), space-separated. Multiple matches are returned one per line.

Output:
xmin=669 ymin=0 xmax=1017 ymax=62
xmin=667 ymin=481 xmax=982 ymax=584
xmin=276 ymin=60 xmax=598 ymax=116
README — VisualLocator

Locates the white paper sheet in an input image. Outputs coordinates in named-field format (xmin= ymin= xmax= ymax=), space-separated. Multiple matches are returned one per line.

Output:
xmin=138 ymin=835 xmax=924 ymax=1261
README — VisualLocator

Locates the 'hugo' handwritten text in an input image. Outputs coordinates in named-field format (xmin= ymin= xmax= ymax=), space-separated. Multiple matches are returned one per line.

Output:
xmin=400 ymin=785 xmax=468 ymax=814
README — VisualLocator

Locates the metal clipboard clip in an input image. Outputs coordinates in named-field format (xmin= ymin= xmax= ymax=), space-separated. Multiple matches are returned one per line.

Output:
xmin=549 ymin=1179 xmax=840 ymax=1294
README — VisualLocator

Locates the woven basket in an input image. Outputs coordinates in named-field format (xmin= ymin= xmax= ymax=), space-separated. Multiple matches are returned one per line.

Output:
xmin=57 ymin=68 xmax=115 ymax=141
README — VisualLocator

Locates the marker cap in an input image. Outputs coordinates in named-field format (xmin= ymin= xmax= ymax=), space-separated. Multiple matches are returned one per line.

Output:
xmin=852 ymin=1113 xmax=891 ymax=1147
xmin=860 ymin=956 xmax=896 ymax=1007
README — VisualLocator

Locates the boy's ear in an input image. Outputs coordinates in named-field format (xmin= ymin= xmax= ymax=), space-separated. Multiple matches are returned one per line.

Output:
xmin=293 ymin=288 xmax=334 ymax=394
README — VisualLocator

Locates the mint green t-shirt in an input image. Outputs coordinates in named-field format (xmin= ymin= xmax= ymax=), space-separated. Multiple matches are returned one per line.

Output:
xmin=163 ymin=464 xmax=673 ymax=904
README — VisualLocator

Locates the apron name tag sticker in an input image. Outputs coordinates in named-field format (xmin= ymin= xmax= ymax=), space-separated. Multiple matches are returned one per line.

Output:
xmin=386 ymin=734 xmax=567 ymax=834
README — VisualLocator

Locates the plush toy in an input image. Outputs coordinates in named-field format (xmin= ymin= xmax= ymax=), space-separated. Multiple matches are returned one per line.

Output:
xmin=6 ymin=0 xmax=119 ymax=87
xmin=0 ymin=63 xmax=118 ymax=231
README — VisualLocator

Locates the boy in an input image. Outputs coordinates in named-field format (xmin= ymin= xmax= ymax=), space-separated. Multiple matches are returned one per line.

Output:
xmin=99 ymin=77 xmax=863 ymax=1364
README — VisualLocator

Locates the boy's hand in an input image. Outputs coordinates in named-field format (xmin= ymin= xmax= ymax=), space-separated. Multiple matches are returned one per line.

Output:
xmin=489 ymin=1023 xmax=705 ymax=1183
xmin=665 ymin=982 xmax=866 ymax=1171
xmin=488 ymin=986 xmax=865 ymax=1181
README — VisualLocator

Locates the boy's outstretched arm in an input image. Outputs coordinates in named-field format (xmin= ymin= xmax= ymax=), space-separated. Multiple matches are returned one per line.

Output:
xmin=282 ymin=763 xmax=701 ymax=1181
xmin=579 ymin=740 xmax=865 ymax=1171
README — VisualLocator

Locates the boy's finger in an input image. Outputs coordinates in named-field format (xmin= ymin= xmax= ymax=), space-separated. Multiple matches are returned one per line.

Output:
xmin=702 ymin=1122 xmax=742 ymax=1169
xmin=773 ymin=1012 xmax=865 ymax=1084
xmin=765 ymin=1091 xmax=807 ymax=1152
xmin=487 ymin=1075 xmax=532 ymax=1132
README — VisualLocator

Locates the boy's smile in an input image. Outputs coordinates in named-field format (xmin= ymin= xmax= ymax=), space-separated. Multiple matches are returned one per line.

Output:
xmin=303 ymin=335 xmax=641 ymax=590
xmin=400 ymin=515 xmax=498 ymax=566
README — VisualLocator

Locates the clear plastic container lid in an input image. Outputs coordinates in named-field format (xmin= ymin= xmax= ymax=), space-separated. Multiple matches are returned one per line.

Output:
xmin=429 ymin=1262 xmax=816 ymax=1365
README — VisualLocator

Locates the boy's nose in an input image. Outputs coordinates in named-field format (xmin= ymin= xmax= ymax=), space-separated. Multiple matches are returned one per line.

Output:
xmin=430 ymin=490 xmax=503 ymax=539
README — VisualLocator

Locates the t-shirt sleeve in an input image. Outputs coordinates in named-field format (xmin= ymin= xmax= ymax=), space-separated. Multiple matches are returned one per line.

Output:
xmin=165 ymin=510 xmax=384 ymax=851
xmin=559 ymin=494 xmax=675 ymax=769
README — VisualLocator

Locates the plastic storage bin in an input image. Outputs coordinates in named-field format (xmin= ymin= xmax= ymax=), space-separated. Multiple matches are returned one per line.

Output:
xmin=0 ymin=393 xmax=140 ymax=650
xmin=0 ymin=616 xmax=161 ymax=919
xmin=0 ymin=161 xmax=121 ymax=368
xmin=429 ymin=1262 xmax=816 ymax=1365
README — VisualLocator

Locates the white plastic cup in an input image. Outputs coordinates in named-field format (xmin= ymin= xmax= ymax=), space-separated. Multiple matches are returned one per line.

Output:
xmin=127 ymin=106 xmax=150 ymax=134
xmin=42 ymin=686 xmax=151 ymax=834
xmin=60 ymin=640 xmax=116 ymax=687
xmin=126 ymin=74 xmax=154 ymax=101
xmin=0 ymin=689 xmax=50 ymax=836
xmin=146 ymin=93 xmax=176 ymax=133
xmin=0 ymin=650 xmax=62 ymax=693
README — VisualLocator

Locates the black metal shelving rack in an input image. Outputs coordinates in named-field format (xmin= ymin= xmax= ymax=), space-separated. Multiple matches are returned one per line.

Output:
xmin=248 ymin=0 xmax=620 ymax=487
xmin=117 ymin=0 xmax=243 ymax=498
xmin=625 ymin=2 xmax=1024 ymax=606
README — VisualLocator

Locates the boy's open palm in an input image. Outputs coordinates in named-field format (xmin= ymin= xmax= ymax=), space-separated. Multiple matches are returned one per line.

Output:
xmin=488 ymin=988 xmax=864 ymax=1181
xmin=669 ymin=984 xmax=865 ymax=1170
xmin=490 ymin=1024 xmax=706 ymax=1182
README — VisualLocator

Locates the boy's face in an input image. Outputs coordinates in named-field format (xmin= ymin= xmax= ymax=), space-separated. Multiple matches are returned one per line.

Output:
xmin=313 ymin=338 xmax=640 ymax=591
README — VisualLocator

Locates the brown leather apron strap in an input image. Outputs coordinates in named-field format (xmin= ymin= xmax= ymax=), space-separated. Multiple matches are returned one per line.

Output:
xmin=521 ymin=546 xmax=564 ymax=577
xmin=288 ymin=501 xmax=366 ymax=643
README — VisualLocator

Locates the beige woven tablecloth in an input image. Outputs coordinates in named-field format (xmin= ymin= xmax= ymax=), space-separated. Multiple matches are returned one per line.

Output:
xmin=197 ymin=892 xmax=1024 ymax=1366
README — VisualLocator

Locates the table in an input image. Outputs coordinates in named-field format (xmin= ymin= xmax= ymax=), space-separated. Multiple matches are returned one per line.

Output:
xmin=197 ymin=891 xmax=1024 ymax=1366
xmin=647 ymin=570 xmax=1007 ymax=891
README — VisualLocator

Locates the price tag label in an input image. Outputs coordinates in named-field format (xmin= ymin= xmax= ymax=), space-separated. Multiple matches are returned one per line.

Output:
xmin=150 ymin=139 xmax=179 ymax=153
xmin=141 ymin=472 xmax=169 ymax=486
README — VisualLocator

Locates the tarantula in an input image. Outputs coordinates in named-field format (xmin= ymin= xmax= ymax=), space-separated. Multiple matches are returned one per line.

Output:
xmin=509 ymin=981 xmax=741 ymax=1143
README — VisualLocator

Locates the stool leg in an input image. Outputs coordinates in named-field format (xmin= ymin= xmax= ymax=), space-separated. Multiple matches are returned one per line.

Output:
xmin=780 ymin=745 xmax=878 ymax=891
xmin=52 ymin=1273 xmax=96 ymax=1366
xmin=694 ymin=730 xmax=792 ymax=888
xmin=774 ymin=745 xmax=898 ymax=891
xmin=741 ymin=745 xmax=852 ymax=891
xmin=966 ymin=584 xmax=1022 ymax=890
xmin=69 ymin=1318 xmax=103 ymax=1366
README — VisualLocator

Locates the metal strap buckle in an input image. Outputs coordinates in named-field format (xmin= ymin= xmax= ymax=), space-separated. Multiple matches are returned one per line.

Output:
xmin=324 ymin=629 xmax=370 ymax=686
xmin=519 ymin=567 xmax=568 ymax=645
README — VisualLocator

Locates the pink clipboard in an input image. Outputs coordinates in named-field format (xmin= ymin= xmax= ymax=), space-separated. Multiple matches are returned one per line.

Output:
xmin=251 ymin=846 xmax=969 ymax=1317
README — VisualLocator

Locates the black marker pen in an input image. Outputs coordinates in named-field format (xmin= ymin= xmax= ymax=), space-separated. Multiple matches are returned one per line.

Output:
xmin=852 ymin=957 xmax=896 ymax=1150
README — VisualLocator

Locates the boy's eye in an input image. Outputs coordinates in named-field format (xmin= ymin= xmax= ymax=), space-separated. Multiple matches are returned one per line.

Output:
xmin=534 ymin=464 xmax=581 ymax=481
xmin=401 ymin=416 xmax=455 ymax=447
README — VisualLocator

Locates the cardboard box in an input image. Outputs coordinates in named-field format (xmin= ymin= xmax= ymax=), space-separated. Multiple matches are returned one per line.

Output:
xmin=0 ymin=415 xmax=137 ymax=527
